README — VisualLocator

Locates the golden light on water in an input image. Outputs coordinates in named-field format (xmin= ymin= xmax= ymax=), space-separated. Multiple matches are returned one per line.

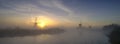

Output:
xmin=37 ymin=34 xmax=51 ymax=40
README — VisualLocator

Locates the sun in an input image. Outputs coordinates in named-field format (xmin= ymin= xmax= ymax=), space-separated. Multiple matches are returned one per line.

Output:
xmin=37 ymin=21 xmax=46 ymax=28
xmin=34 ymin=16 xmax=57 ymax=29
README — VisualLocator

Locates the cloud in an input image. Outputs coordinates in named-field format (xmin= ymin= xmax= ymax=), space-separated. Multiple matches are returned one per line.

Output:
xmin=0 ymin=0 xmax=75 ymax=18
xmin=38 ymin=0 xmax=74 ymax=16
xmin=0 ymin=0 xmax=81 ymax=27
xmin=52 ymin=0 xmax=73 ymax=16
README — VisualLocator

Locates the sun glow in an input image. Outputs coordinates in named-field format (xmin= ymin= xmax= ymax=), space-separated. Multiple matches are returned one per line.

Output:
xmin=35 ymin=16 xmax=57 ymax=29
xmin=37 ymin=21 xmax=46 ymax=28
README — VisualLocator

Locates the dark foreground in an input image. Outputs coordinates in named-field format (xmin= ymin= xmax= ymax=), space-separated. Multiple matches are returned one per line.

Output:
xmin=0 ymin=28 xmax=65 ymax=37
xmin=103 ymin=24 xmax=120 ymax=44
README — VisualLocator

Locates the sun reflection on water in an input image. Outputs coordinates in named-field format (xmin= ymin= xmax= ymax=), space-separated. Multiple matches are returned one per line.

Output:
xmin=36 ymin=34 xmax=51 ymax=41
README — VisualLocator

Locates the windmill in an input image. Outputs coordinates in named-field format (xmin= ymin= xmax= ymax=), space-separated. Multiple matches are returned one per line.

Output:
xmin=79 ymin=21 xmax=82 ymax=28
xmin=34 ymin=17 xmax=38 ymax=28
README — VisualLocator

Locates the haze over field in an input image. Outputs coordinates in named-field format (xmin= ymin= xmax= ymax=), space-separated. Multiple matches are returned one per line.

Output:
xmin=0 ymin=27 xmax=110 ymax=44
xmin=0 ymin=0 xmax=120 ymax=44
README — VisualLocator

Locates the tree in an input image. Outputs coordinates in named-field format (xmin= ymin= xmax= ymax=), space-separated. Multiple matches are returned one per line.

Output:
xmin=103 ymin=24 xmax=120 ymax=44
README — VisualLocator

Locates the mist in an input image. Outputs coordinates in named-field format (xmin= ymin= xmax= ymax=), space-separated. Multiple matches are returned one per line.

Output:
xmin=39 ymin=27 xmax=110 ymax=44
xmin=0 ymin=27 xmax=110 ymax=44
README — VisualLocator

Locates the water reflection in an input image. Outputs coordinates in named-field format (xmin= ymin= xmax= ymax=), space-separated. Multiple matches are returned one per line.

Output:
xmin=36 ymin=34 xmax=51 ymax=41
xmin=0 ymin=28 xmax=65 ymax=37
xmin=0 ymin=28 xmax=110 ymax=44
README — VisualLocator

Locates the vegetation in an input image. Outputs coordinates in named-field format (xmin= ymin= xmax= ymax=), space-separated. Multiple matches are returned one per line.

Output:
xmin=103 ymin=24 xmax=120 ymax=44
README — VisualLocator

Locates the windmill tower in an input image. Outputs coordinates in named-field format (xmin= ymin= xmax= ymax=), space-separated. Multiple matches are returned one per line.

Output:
xmin=79 ymin=21 xmax=82 ymax=28
xmin=34 ymin=17 xmax=38 ymax=28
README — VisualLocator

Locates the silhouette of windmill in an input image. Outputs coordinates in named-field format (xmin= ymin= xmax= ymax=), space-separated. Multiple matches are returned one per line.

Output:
xmin=77 ymin=21 xmax=82 ymax=29
xmin=79 ymin=21 xmax=82 ymax=28
xmin=34 ymin=17 xmax=38 ymax=28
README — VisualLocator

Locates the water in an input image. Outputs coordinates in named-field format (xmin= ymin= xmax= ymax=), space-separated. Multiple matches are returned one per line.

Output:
xmin=0 ymin=28 xmax=110 ymax=44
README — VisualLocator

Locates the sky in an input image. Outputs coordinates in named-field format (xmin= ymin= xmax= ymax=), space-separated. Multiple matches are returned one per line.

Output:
xmin=0 ymin=0 xmax=120 ymax=28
